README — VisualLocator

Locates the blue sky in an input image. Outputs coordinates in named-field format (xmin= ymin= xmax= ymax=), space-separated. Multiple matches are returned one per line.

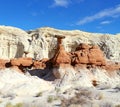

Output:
xmin=0 ymin=0 xmax=120 ymax=34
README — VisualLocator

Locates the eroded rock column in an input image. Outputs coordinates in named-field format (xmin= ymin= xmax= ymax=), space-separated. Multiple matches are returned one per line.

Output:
xmin=51 ymin=35 xmax=71 ymax=67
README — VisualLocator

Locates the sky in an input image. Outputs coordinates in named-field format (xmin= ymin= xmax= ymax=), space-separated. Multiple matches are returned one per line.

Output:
xmin=0 ymin=0 xmax=120 ymax=34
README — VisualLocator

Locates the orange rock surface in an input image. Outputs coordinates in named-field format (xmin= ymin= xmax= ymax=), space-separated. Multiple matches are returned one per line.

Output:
xmin=0 ymin=59 xmax=9 ymax=69
xmin=0 ymin=42 xmax=120 ymax=73
xmin=10 ymin=57 xmax=33 ymax=66
xmin=71 ymin=43 xmax=106 ymax=66
xmin=52 ymin=44 xmax=71 ymax=66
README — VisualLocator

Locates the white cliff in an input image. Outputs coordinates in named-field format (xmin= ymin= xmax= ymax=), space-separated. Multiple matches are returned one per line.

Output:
xmin=0 ymin=26 xmax=30 ymax=59
xmin=0 ymin=26 xmax=120 ymax=61
xmin=28 ymin=27 xmax=120 ymax=61
xmin=0 ymin=26 xmax=120 ymax=107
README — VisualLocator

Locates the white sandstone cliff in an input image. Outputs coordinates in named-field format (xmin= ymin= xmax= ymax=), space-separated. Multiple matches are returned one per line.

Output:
xmin=0 ymin=26 xmax=120 ymax=107
xmin=0 ymin=26 xmax=30 ymax=59
xmin=0 ymin=26 xmax=120 ymax=62
xmin=28 ymin=27 xmax=120 ymax=61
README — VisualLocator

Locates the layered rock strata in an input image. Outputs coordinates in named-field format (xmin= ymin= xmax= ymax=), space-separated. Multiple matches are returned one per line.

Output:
xmin=0 ymin=42 xmax=120 ymax=74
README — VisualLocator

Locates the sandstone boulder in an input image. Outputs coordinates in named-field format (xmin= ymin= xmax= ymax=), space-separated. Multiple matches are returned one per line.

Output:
xmin=33 ymin=58 xmax=49 ymax=69
xmin=33 ymin=61 xmax=45 ymax=69
xmin=10 ymin=57 xmax=33 ymax=72
xmin=0 ymin=59 xmax=9 ymax=69
xmin=10 ymin=57 xmax=33 ymax=67
xmin=88 ymin=47 xmax=106 ymax=65
xmin=19 ymin=57 xmax=33 ymax=66
xmin=10 ymin=58 xmax=21 ymax=66
xmin=71 ymin=44 xmax=106 ymax=66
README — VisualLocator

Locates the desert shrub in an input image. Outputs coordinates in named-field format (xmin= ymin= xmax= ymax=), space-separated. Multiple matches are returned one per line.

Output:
xmin=47 ymin=96 xmax=54 ymax=103
xmin=60 ymin=90 xmax=92 ymax=107
xmin=6 ymin=103 xmax=13 ymax=107
xmin=14 ymin=103 xmax=23 ymax=107
xmin=47 ymin=95 xmax=58 ymax=103
xmin=55 ymin=87 xmax=61 ymax=93
xmin=115 ymin=105 xmax=120 ymax=107
xmin=5 ymin=102 xmax=23 ymax=107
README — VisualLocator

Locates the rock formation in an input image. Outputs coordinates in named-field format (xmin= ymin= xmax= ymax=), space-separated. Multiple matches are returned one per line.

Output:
xmin=0 ymin=26 xmax=120 ymax=62
xmin=0 ymin=25 xmax=120 ymax=77
xmin=0 ymin=36 xmax=119 ymax=75
xmin=33 ymin=58 xmax=49 ymax=69
xmin=0 ymin=26 xmax=30 ymax=59
xmin=51 ymin=35 xmax=71 ymax=66
xmin=71 ymin=43 xmax=106 ymax=66
xmin=28 ymin=27 xmax=120 ymax=62
xmin=0 ymin=59 xmax=9 ymax=69
xmin=0 ymin=26 xmax=120 ymax=107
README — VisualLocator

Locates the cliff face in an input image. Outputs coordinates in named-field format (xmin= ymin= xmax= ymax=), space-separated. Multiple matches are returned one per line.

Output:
xmin=28 ymin=27 xmax=120 ymax=61
xmin=0 ymin=26 xmax=120 ymax=106
xmin=0 ymin=26 xmax=30 ymax=59
xmin=0 ymin=26 xmax=120 ymax=62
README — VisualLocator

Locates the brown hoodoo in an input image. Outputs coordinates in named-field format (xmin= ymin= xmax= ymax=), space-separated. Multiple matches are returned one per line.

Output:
xmin=51 ymin=35 xmax=71 ymax=66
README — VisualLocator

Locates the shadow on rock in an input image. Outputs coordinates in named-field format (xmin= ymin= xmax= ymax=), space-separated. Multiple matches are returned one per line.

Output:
xmin=27 ymin=68 xmax=56 ymax=81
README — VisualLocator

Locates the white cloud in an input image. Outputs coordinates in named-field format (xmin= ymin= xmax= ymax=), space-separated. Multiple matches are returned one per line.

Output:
xmin=51 ymin=0 xmax=70 ymax=8
xmin=77 ymin=4 xmax=120 ymax=25
xmin=100 ymin=20 xmax=111 ymax=25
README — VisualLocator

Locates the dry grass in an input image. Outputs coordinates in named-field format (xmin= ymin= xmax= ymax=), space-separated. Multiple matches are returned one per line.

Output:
xmin=60 ymin=90 xmax=91 ymax=107
xmin=5 ymin=102 xmax=23 ymax=107
xmin=47 ymin=95 xmax=58 ymax=103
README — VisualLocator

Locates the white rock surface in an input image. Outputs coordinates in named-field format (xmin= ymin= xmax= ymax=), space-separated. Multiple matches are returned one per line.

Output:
xmin=0 ymin=26 xmax=120 ymax=61
xmin=53 ymin=66 xmax=120 ymax=88
xmin=0 ymin=68 xmax=120 ymax=106
xmin=0 ymin=26 xmax=120 ymax=106
xmin=0 ymin=26 xmax=30 ymax=59
xmin=28 ymin=27 xmax=120 ymax=61
xmin=0 ymin=69 xmax=53 ymax=97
